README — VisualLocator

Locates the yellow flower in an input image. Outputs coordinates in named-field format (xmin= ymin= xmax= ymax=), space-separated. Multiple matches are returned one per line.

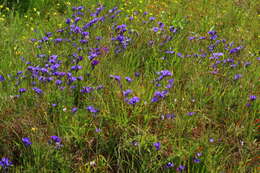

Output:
xmin=31 ymin=127 xmax=37 ymax=132
xmin=33 ymin=8 xmax=37 ymax=12
xmin=6 ymin=7 xmax=9 ymax=11
xmin=0 ymin=5 xmax=3 ymax=9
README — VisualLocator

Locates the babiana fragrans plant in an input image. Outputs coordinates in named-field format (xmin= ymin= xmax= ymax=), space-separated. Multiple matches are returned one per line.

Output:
xmin=0 ymin=0 xmax=259 ymax=172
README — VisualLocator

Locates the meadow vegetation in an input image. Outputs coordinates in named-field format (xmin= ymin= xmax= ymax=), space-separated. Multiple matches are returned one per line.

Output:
xmin=0 ymin=0 xmax=259 ymax=172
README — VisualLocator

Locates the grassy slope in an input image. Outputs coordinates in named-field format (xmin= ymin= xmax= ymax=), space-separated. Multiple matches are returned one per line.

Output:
xmin=0 ymin=0 xmax=259 ymax=172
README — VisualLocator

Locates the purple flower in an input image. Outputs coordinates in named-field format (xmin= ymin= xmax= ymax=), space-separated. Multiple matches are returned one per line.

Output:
xmin=67 ymin=77 xmax=77 ymax=85
xmin=16 ymin=71 xmax=23 ymax=75
xmin=196 ymin=152 xmax=202 ymax=157
xmin=169 ymin=26 xmax=177 ymax=33
xmin=158 ymin=70 xmax=172 ymax=77
xmin=70 ymin=85 xmax=76 ymax=89
xmin=177 ymin=52 xmax=184 ymax=58
xmin=52 ymin=103 xmax=57 ymax=107
xmin=116 ymin=24 xmax=127 ymax=33
xmin=86 ymin=106 xmax=99 ymax=113
xmin=96 ymin=85 xmax=104 ymax=90
xmin=210 ymin=35 xmax=218 ymax=40
xmin=199 ymin=36 xmax=206 ymax=40
xmin=22 ymin=137 xmax=32 ymax=147
xmin=153 ymin=142 xmax=161 ymax=150
xmin=193 ymin=158 xmax=201 ymax=163
xmin=0 ymin=75 xmax=5 ymax=82
xmin=80 ymin=87 xmax=93 ymax=93
xmin=234 ymin=74 xmax=242 ymax=80
xmin=123 ymin=89 xmax=132 ymax=97
xmin=158 ymin=22 xmax=164 ymax=28
xmin=66 ymin=18 xmax=71 ymax=24
xmin=30 ymin=38 xmax=37 ymax=42
xmin=96 ymin=36 xmax=102 ymax=40
xmin=95 ymin=128 xmax=101 ymax=133
xmin=165 ymin=162 xmax=174 ymax=168
xmin=208 ymin=30 xmax=216 ymax=35
xmin=155 ymin=90 xmax=168 ymax=98
xmin=189 ymin=36 xmax=196 ymax=40
xmin=153 ymin=27 xmax=159 ymax=32
xmin=156 ymin=70 xmax=172 ymax=81
xmin=110 ymin=75 xmax=121 ymax=81
xmin=176 ymin=165 xmax=185 ymax=172
xmin=0 ymin=157 xmax=12 ymax=169
xmin=187 ymin=112 xmax=196 ymax=116
xmin=165 ymin=50 xmax=175 ymax=54
xmin=77 ymin=76 xmax=83 ymax=81
xmin=54 ymin=38 xmax=62 ymax=43
xmin=208 ymin=30 xmax=217 ymax=39
xmin=132 ymin=141 xmax=139 ymax=146
xmin=19 ymin=88 xmax=27 ymax=94
xmin=230 ymin=46 xmax=243 ymax=54
xmin=249 ymin=95 xmax=256 ymax=101
xmin=135 ymin=72 xmax=140 ymax=77
xmin=166 ymin=113 xmax=175 ymax=119
xmin=80 ymin=39 xmax=88 ymax=44
xmin=151 ymin=90 xmax=168 ymax=103
xmin=209 ymin=138 xmax=214 ymax=143
xmin=213 ymin=52 xmax=224 ymax=57
xmin=82 ymin=31 xmax=89 ymax=37
xmin=230 ymin=64 xmax=237 ymax=68
xmin=91 ymin=60 xmax=100 ymax=68
xmin=151 ymin=97 xmax=159 ymax=103
xmin=50 ymin=136 xmax=62 ymax=143
xmin=244 ymin=62 xmax=251 ymax=67
xmin=55 ymin=80 xmax=62 ymax=85
xmin=125 ymin=77 xmax=133 ymax=82
xmin=71 ymin=107 xmax=78 ymax=113
xmin=128 ymin=96 xmax=140 ymax=105
xmin=149 ymin=17 xmax=155 ymax=21
xmin=161 ymin=114 xmax=175 ymax=120
xmin=59 ymin=86 xmax=66 ymax=91
xmin=71 ymin=65 xmax=82 ymax=71
xmin=246 ymin=103 xmax=251 ymax=107
xmin=32 ymin=87 xmax=42 ymax=94
xmin=74 ymin=17 xmax=81 ymax=23
xmin=166 ymin=78 xmax=174 ymax=89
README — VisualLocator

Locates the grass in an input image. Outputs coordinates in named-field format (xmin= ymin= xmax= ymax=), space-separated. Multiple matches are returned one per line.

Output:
xmin=0 ymin=0 xmax=259 ymax=172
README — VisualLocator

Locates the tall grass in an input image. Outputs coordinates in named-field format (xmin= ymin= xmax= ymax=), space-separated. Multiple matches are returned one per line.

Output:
xmin=0 ymin=0 xmax=259 ymax=172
